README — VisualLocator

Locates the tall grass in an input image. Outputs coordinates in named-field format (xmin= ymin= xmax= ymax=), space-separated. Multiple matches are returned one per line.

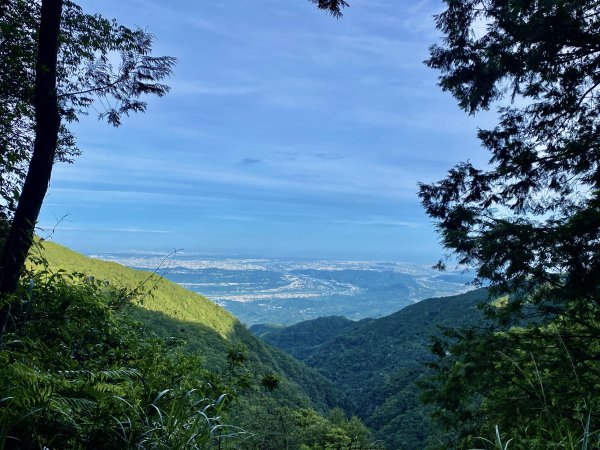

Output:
xmin=470 ymin=346 xmax=599 ymax=450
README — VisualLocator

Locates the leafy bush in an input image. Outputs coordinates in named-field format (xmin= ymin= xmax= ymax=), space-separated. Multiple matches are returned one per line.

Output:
xmin=228 ymin=399 xmax=383 ymax=450
xmin=0 ymin=262 xmax=234 ymax=449
xmin=421 ymin=316 xmax=600 ymax=449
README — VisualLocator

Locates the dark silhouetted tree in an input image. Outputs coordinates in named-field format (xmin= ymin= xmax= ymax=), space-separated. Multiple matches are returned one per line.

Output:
xmin=0 ymin=0 xmax=176 ymax=308
xmin=419 ymin=0 xmax=600 ymax=445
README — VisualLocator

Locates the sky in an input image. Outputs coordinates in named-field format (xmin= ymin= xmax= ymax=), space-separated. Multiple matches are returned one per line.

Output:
xmin=38 ymin=0 xmax=492 ymax=263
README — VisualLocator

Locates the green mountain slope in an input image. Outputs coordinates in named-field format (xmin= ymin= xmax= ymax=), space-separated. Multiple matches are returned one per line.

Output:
xmin=256 ymin=288 xmax=489 ymax=449
xmin=251 ymin=315 xmax=374 ymax=360
xmin=247 ymin=322 xmax=286 ymax=338
xmin=33 ymin=240 xmax=347 ymax=412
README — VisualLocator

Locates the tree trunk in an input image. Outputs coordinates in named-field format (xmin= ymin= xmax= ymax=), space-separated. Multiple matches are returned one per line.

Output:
xmin=0 ymin=0 xmax=63 ymax=328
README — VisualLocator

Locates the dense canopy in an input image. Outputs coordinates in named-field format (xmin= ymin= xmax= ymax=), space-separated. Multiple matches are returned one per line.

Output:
xmin=419 ymin=0 xmax=600 ymax=446
xmin=420 ymin=0 xmax=600 ymax=323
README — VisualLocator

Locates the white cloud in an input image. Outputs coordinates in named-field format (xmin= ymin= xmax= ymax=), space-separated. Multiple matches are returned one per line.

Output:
xmin=38 ymin=225 xmax=172 ymax=234
xmin=330 ymin=217 xmax=420 ymax=228
xmin=170 ymin=81 xmax=261 ymax=97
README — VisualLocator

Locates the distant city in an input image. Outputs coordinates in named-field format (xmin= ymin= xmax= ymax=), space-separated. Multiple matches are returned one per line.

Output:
xmin=93 ymin=252 xmax=475 ymax=325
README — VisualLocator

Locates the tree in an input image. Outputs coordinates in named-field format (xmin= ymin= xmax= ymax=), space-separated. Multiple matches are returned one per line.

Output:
xmin=421 ymin=0 xmax=600 ymax=321
xmin=419 ymin=0 xmax=600 ymax=445
xmin=0 ymin=0 xmax=176 ymax=305
xmin=0 ymin=0 xmax=64 ymax=308
xmin=0 ymin=0 xmax=349 ymax=326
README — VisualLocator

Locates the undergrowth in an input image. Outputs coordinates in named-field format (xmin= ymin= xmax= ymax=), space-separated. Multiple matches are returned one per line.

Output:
xmin=0 ymin=254 xmax=238 ymax=449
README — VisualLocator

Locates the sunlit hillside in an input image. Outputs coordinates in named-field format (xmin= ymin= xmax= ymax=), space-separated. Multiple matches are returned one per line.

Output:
xmin=30 ymin=240 xmax=347 ymax=411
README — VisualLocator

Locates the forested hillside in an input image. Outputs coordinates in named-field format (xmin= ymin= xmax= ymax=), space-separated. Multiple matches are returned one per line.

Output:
xmin=36 ymin=241 xmax=347 ymax=411
xmin=256 ymin=289 xmax=489 ymax=449
xmin=0 ymin=240 xmax=389 ymax=449
xmin=35 ymin=242 xmax=492 ymax=449
xmin=250 ymin=315 xmax=373 ymax=359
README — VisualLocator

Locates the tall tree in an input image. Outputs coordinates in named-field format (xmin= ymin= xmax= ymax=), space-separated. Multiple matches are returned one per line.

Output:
xmin=419 ymin=0 xmax=600 ymax=445
xmin=0 ymin=0 xmax=176 ymax=304
xmin=0 ymin=0 xmax=63 ymax=299
xmin=0 ymin=0 xmax=349 ymax=326
xmin=421 ymin=0 xmax=600 ymax=318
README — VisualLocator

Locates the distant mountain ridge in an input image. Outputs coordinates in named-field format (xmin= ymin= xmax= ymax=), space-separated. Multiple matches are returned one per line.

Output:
xmin=252 ymin=288 xmax=490 ymax=450
xmin=250 ymin=315 xmax=373 ymax=359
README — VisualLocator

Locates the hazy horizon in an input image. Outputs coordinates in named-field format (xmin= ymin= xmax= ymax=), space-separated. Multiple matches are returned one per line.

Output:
xmin=90 ymin=249 xmax=474 ymax=325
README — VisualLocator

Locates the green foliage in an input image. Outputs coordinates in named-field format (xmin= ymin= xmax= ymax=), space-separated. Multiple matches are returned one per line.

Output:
xmin=228 ymin=400 xmax=382 ymax=450
xmin=261 ymin=374 xmax=281 ymax=392
xmin=418 ymin=0 xmax=600 ymax=447
xmin=255 ymin=315 xmax=370 ymax=360
xmin=249 ymin=323 xmax=287 ymax=338
xmin=309 ymin=0 xmax=349 ymax=18
xmin=420 ymin=317 xmax=600 ymax=449
xmin=257 ymin=289 xmax=490 ymax=449
xmin=0 ymin=265 xmax=233 ymax=449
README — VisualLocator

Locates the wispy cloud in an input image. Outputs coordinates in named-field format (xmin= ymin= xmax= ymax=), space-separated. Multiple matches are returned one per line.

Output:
xmin=241 ymin=158 xmax=261 ymax=166
xmin=127 ymin=0 xmax=225 ymax=34
xmin=314 ymin=152 xmax=345 ymax=161
xmin=333 ymin=34 xmax=426 ymax=67
xmin=170 ymin=81 xmax=260 ymax=96
xmin=347 ymin=107 xmax=482 ymax=134
xmin=50 ymin=147 xmax=422 ymax=203
xmin=38 ymin=225 xmax=172 ymax=234
xmin=330 ymin=217 xmax=420 ymax=228
xmin=209 ymin=215 xmax=262 ymax=223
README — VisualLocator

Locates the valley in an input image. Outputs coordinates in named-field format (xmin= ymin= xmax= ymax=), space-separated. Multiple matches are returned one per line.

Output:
xmin=28 ymin=241 xmax=487 ymax=449
xmin=250 ymin=289 xmax=489 ymax=449
xmin=2 ymin=0 xmax=596 ymax=447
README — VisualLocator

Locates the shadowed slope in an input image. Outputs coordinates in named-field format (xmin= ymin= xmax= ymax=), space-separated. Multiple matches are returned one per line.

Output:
xmin=257 ymin=288 xmax=489 ymax=449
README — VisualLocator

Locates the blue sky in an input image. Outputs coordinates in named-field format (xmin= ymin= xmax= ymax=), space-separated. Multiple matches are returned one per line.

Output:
xmin=39 ymin=0 xmax=491 ymax=262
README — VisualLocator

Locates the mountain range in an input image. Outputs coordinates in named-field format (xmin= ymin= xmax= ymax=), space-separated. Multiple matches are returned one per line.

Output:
xmin=251 ymin=288 xmax=489 ymax=449
xmin=37 ymin=240 xmax=488 ymax=449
